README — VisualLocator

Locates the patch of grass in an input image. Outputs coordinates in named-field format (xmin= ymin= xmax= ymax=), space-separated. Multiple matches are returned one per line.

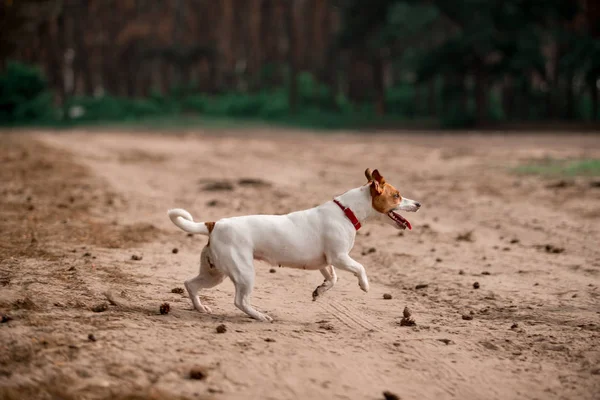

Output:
xmin=514 ymin=158 xmax=600 ymax=177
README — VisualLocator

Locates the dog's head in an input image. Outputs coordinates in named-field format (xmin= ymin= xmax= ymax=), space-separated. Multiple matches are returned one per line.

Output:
xmin=364 ymin=168 xmax=421 ymax=230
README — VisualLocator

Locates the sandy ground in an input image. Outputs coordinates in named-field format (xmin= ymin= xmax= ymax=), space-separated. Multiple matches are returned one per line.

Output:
xmin=1 ymin=129 xmax=599 ymax=400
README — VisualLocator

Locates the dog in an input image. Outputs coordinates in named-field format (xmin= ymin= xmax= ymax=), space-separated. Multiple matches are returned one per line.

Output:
xmin=167 ymin=168 xmax=421 ymax=322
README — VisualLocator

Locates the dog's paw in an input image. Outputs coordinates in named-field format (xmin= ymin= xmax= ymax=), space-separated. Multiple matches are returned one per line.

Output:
xmin=256 ymin=313 xmax=273 ymax=323
xmin=195 ymin=304 xmax=212 ymax=313
xmin=312 ymin=287 xmax=319 ymax=301
xmin=359 ymin=280 xmax=369 ymax=293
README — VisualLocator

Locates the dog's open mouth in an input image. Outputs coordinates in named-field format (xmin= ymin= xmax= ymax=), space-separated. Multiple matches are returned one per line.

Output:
xmin=388 ymin=211 xmax=412 ymax=230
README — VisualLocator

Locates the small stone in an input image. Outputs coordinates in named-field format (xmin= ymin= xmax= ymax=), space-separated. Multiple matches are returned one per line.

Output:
xmin=403 ymin=307 xmax=412 ymax=318
xmin=544 ymin=244 xmax=564 ymax=254
xmin=216 ymin=324 xmax=227 ymax=334
xmin=510 ymin=239 xmax=520 ymax=244
xmin=264 ymin=338 xmax=276 ymax=342
xmin=172 ymin=248 xmax=179 ymax=254
xmin=462 ymin=314 xmax=473 ymax=320
xmin=131 ymin=254 xmax=142 ymax=261
xmin=481 ymin=271 xmax=490 ymax=275
xmin=436 ymin=258 xmax=442 ymax=262
xmin=362 ymin=247 xmax=376 ymax=256
xmin=91 ymin=303 xmax=108 ymax=313
xmin=269 ymin=268 xmax=276 ymax=273
xmin=473 ymin=282 xmax=480 ymax=289
xmin=83 ymin=252 xmax=91 ymax=257
xmin=510 ymin=323 xmax=519 ymax=330
xmin=415 ymin=284 xmax=429 ymax=290
xmin=159 ymin=302 xmax=170 ymax=315
xmin=319 ymin=324 xmax=335 ymax=331
xmin=88 ymin=333 xmax=96 ymax=342
xmin=189 ymin=366 xmax=208 ymax=380
xmin=458 ymin=270 xmax=464 ymax=275
xmin=383 ymin=391 xmax=400 ymax=400
xmin=383 ymin=293 xmax=392 ymax=300
xmin=171 ymin=287 xmax=184 ymax=294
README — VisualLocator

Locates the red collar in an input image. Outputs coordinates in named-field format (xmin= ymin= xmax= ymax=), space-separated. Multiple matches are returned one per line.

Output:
xmin=333 ymin=199 xmax=361 ymax=231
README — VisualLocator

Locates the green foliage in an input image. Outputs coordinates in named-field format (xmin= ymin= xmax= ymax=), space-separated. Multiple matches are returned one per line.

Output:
xmin=65 ymin=95 xmax=166 ymax=122
xmin=182 ymin=91 xmax=289 ymax=119
xmin=297 ymin=72 xmax=333 ymax=110
xmin=0 ymin=62 xmax=54 ymax=124
xmin=385 ymin=84 xmax=416 ymax=117
xmin=515 ymin=158 xmax=600 ymax=177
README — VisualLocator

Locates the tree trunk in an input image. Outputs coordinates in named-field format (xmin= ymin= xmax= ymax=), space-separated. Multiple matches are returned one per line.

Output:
xmin=172 ymin=0 xmax=185 ymax=90
xmin=591 ymin=76 xmax=598 ymax=121
xmin=502 ymin=76 xmax=515 ymax=121
xmin=544 ymin=87 xmax=554 ymax=120
xmin=414 ymin=84 xmax=421 ymax=117
xmin=565 ymin=72 xmax=574 ymax=120
xmin=248 ymin=0 xmax=262 ymax=91
xmin=124 ymin=53 xmax=136 ymax=97
xmin=459 ymin=74 xmax=468 ymax=117
xmin=428 ymin=79 xmax=436 ymax=117
xmin=287 ymin=0 xmax=298 ymax=113
xmin=324 ymin=45 xmax=338 ymax=111
xmin=373 ymin=54 xmax=385 ymax=116
xmin=474 ymin=66 xmax=488 ymax=125
xmin=219 ymin=0 xmax=235 ymax=91
xmin=74 ymin=0 xmax=93 ymax=95
xmin=103 ymin=0 xmax=119 ymax=95
xmin=44 ymin=19 xmax=63 ymax=99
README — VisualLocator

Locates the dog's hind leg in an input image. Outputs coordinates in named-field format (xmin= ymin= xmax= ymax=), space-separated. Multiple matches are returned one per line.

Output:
xmin=185 ymin=246 xmax=225 ymax=313
xmin=312 ymin=265 xmax=337 ymax=301
xmin=221 ymin=251 xmax=272 ymax=322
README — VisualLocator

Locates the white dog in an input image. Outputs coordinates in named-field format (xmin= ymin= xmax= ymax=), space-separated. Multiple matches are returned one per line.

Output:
xmin=168 ymin=168 xmax=421 ymax=322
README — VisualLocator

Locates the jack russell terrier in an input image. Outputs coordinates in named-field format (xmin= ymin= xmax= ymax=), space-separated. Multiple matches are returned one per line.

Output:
xmin=168 ymin=168 xmax=421 ymax=322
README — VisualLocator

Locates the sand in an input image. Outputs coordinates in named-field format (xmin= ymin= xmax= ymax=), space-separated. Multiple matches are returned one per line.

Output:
xmin=1 ymin=129 xmax=599 ymax=400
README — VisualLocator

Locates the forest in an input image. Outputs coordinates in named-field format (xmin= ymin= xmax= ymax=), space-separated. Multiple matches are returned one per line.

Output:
xmin=1 ymin=0 xmax=599 ymax=129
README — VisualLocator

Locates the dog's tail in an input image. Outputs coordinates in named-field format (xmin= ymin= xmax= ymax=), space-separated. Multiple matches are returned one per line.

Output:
xmin=167 ymin=208 xmax=210 ymax=235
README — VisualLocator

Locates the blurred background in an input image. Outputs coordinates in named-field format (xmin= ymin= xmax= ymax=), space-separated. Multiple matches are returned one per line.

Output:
xmin=1 ymin=0 xmax=599 ymax=129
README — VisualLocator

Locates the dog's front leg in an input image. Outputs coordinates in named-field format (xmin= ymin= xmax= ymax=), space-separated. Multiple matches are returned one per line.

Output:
xmin=330 ymin=254 xmax=369 ymax=293
xmin=312 ymin=265 xmax=338 ymax=301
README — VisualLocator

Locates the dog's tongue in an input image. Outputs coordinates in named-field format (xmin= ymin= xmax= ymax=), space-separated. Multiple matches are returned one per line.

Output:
xmin=390 ymin=211 xmax=412 ymax=230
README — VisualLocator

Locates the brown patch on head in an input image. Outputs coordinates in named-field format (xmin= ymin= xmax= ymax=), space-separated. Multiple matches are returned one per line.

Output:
xmin=368 ymin=169 xmax=402 ymax=213
xmin=205 ymin=222 xmax=216 ymax=233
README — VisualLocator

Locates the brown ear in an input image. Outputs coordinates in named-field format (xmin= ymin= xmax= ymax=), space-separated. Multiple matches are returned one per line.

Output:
xmin=365 ymin=168 xmax=373 ymax=181
xmin=370 ymin=179 xmax=383 ymax=195
xmin=372 ymin=169 xmax=386 ymax=184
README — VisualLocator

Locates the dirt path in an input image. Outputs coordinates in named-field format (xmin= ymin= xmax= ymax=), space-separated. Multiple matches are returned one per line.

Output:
xmin=1 ymin=129 xmax=599 ymax=400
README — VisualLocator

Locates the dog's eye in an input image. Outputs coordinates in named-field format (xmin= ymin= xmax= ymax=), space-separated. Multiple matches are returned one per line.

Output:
xmin=394 ymin=193 xmax=400 ymax=199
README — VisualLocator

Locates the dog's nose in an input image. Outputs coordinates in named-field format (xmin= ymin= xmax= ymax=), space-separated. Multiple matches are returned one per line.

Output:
xmin=415 ymin=202 xmax=421 ymax=208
